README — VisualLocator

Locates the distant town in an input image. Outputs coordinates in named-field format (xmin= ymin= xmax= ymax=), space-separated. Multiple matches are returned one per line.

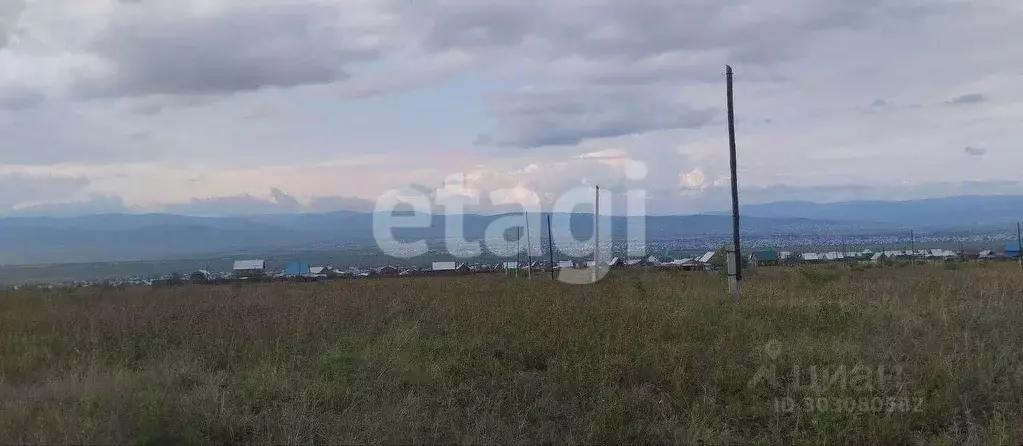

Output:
xmin=5 ymin=242 xmax=1020 ymax=291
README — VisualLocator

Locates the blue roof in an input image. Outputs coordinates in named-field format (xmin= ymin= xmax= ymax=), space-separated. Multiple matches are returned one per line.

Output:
xmin=1006 ymin=243 xmax=1021 ymax=252
xmin=283 ymin=262 xmax=310 ymax=276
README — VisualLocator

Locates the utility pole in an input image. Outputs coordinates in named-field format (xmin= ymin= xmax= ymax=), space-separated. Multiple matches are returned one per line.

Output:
xmin=516 ymin=226 xmax=521 ymax=278
xmin=525 ymin=211 xmax=533 ymax=279
xmin=592 ymin=185 xmax=600 ymax=284
xmin=1017 ymin=222 xmax=1021 ymax=272
xmin=726 ymin=65 xmax=742 ymax=296
xmin=910 ymin=229 xmax=915 ymax=258
xmin=548 ymin=214 xmax=556 ymax=281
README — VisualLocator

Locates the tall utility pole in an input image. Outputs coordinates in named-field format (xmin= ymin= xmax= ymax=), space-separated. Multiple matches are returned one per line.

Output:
xmin=525 ymin=212 xmax=533 ymax=279
xmin=726 ymin=65 xmax=742 ymax=295
xmin=910 ymin=229 xmax=915 ymax=257
xmin=548 ymin=214 xmax=556 ymax=281
xmin=592 ymin=185 xmax=600 ymax=284
xmin=1017 ymin=222 xmax=1021 ymax=272
xmin=516 ymin=226 xmax=521 ymax=278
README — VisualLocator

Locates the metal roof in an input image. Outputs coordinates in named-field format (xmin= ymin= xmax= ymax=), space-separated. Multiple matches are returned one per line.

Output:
xmin=697 ymin=251 xmax=716 ymax=263
xmin=233 ymin=260 xmax=265 ymax=270
xmin=432 ymin=261 xmax=457 ymax=271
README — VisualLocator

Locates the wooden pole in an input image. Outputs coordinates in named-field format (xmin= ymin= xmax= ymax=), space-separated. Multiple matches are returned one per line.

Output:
xmin=593 ymin=186 xmax=599 ymax=283
xmin=1017 ymin=222 xmax=1021 ymax=272
xmin=726 ymin=65 xmax=741 ymax=295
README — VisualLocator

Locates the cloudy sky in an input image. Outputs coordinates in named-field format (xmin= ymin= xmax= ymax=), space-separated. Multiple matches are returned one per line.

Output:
xmin=1 ymin=0 xmax=1021 ymax=216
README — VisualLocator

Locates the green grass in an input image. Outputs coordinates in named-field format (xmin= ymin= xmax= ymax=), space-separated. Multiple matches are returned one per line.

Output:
xmin=2 ymin=264 xmax=1022 ymax=444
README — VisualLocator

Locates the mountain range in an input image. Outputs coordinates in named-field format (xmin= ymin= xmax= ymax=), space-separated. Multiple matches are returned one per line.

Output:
xmin=0 ymin=195 xmax=1020 ymax=266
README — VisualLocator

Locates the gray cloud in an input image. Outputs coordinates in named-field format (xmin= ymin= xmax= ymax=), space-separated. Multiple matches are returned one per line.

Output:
xmin=162 ymin=193 xmax=292 ymax=216
xmin=964 ymin=146 xmax=987 ymax=156
xmin=870 ymin=99 xmax=887 ymax=107
xmin=0 ymin=0 xmax=26 ymax=48
xmin=9 ymin=194 xmax=129 ymax=217
xmin=306 ymin=195 xmax=377 ymax=213
xmin=269 ymin=187 xmax=301 ymax=212
xmin=72 ymin=2 xmax=383 ymax=98
xmin=0 ymin=85 xmax=44 ymax=110
xmin=0 ymin=173 xmax=89 ymax=212
xmin=480 ymin=87 xmax=717 ymax=148
xmin=161 ymin=188 xmax=371 ymax=216
xmin=948 ymin=93 xmax=988 ymax=105
xmin=397 ymin=0 xmax=965 ymax=81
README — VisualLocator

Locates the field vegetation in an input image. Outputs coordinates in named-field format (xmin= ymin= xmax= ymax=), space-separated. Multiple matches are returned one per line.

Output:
xmin=2 ymin=263 xmax=1022 ymax=444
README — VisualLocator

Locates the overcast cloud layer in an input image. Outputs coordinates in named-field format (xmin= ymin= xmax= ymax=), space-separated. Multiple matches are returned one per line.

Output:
xmin=1 ymin=0 xmax=1022 ymax=216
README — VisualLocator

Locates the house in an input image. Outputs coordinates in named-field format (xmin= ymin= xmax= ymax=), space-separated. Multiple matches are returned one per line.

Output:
xmin=606 ymin=257 xmax=624 ymax=268
xmin=309 ymin=266 xmax=328 ymax=275
xmin=282 ymin=262 xmax=310 ymax=277
xmin=749 ymin=250 xmax=780 ymax=266
xmin=980 ymin=250 xmax=998 ymax=259
xmin=929 ymin=249 xmax=957 ymax=260
xmin=801 ymin=253 xmax=821 ymax=262
xmin=870 ymin=252 xmax=885 ymax=262
xmin=626 ymin=258 xmax=644 ymax=268
xmin=823 ymin=252 xmax=844 ymax=261
xmin=375 ymin=265 xmax=399 ymax=276
xmin=697 ymin=251 xmax=717 ymax=264
xmin=432 ymin=261 xmax=457 ymax=272
xmin=455 ymin=263 xmax=471 ymax=274
xmin=1005 ymin=243 xmax=1021 ymax=259
xmin=662 ymin=258 xmax=700 ymax=270
xmin=233 ymin=260 xmax=265 ymax=278
xmin=645 ymin=255 xmax=662 ymax=266
xmin=556 ymin=260 xmax=575 ymax=270
xmin=190 ymin=270 xmax=215 ymax=283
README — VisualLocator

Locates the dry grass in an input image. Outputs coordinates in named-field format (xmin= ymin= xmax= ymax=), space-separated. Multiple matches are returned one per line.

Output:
xmin=2 ymin=263 xmax=1023 ymax=444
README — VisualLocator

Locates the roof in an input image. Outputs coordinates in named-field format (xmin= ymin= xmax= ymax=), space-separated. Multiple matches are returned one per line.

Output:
xmin=233 ymin=260 xmax=265 ymax=270
xmin=751 ymin=250 xmax=779 ymax=261
xmin=309 ymin=266 xmax=326 ymax=274
xmin=697 ymin=251 xmax=716 ymax=263
xmin=802 ymin=253 xmax=820 ymax=261
xmin=557 ymin=260 xmax=575 ymax=269
xmin=432 ymin=261 xmax=457 ymax=271
xmin=283 ymin=262 xmax=310 ymax=276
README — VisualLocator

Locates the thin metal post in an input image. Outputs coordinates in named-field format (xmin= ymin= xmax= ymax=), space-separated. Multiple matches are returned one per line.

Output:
xmin=548 ymin=215 xmax=555 ymax=281
xmin=525 ymin=211 xmax=532 ymax=279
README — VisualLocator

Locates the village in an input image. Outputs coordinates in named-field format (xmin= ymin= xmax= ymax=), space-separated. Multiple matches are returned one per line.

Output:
xmin=5 ymin=242 xmax=1004 ymax=289
xmin=5 ymin=242 xmax=1018 ymax=290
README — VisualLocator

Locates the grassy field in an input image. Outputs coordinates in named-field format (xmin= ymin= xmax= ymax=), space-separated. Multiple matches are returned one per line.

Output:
xmin=2 ymin=263 xmax=1022 ymax=444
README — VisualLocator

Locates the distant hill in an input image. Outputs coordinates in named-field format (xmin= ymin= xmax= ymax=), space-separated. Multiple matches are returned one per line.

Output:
xmin=0 ymin=211 xmax=897 ymax=265
xmin=723 ymin=195 xmax=1023 ymax=228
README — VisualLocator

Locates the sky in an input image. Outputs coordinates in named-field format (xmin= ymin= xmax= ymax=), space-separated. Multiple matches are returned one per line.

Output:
xmin=1 ymin=0 xmax=1022 ymax=217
